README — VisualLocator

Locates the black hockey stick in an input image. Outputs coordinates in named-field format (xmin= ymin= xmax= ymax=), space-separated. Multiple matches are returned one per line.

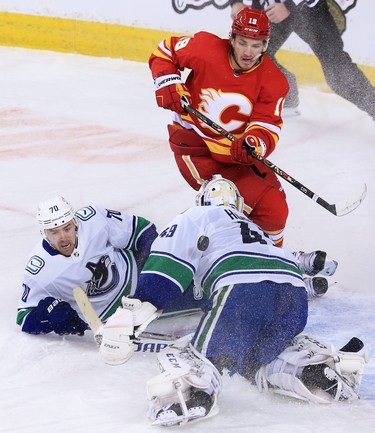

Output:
xmin=181 ymin=97 xmax=367 ymax=217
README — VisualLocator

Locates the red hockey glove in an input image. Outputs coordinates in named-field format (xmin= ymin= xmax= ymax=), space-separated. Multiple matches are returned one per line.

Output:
xmin=231 ymin=134 xmax=267 ymax=164
xmin=154 ymin=74 xmax=192 ymax=115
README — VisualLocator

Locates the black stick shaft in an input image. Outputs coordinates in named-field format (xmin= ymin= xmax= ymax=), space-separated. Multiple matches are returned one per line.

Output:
xmin=183 ymin=102 xmax=337 ymax=216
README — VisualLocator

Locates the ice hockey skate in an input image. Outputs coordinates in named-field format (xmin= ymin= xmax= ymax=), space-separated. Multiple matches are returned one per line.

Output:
xmin=153 ymin=391 xmax=216 ymax=426
xmin=304 ymin=276 xmax=328 ymax=298
xmin=294 ymin=250 xmax=338 ymax=277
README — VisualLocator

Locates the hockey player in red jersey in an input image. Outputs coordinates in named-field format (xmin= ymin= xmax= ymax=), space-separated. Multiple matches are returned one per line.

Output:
xmin=149 ymin=7 xmax=290 ymax=246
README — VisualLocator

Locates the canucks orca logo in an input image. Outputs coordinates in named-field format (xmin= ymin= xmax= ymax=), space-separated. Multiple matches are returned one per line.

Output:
xmin=85 ymin=255 xmax=120 ymax=296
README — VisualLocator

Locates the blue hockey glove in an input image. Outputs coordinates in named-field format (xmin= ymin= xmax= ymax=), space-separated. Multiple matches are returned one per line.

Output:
xmin=42 ymin=297 xmax=88 ymax=336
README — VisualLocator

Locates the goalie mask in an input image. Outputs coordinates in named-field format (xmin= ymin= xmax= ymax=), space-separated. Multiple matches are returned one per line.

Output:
xmin=196 ymin=175 xmax=244 ymax=212
xmin=37 ymin=195 xmax=76 ymax=238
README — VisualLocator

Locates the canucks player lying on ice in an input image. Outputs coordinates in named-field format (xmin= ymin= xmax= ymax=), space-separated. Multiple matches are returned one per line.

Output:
xmin=95 ymin=175 xmax=368 ymax=426
xmin=17 ymin=196 xmax=158 ymax=335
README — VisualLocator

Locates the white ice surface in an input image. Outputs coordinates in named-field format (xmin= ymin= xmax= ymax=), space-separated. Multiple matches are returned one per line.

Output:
xmin=0 ymin=46 xmax=374 ymax=432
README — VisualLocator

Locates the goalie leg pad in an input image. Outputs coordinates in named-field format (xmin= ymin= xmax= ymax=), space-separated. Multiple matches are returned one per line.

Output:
xmin=146 ymin=342 xmax=222 ymax=426
xmin=255 ymin=333 xmax=368 ymax=403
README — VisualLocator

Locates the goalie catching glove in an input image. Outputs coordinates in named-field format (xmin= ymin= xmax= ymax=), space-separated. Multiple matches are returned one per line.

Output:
xmin=231 ymin=132 xmax=267 ymax=164
xmin=95 ymin=297 xmax=158 ymax=365
xmin=154 ymin=74 xmax=192 ymax=115
xmin=146 ymin=339 xmax=222 ymax=427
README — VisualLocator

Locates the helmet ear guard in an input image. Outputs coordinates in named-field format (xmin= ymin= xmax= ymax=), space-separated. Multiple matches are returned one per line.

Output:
xmin=36 ymin=195 xmax=76 ymax=238
xmin=196 ymin=174 xmax=244 ymax=212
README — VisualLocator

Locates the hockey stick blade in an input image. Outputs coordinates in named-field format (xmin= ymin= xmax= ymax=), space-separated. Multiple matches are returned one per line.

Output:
xmin=327 ymin=183 xmax=367 ymax=217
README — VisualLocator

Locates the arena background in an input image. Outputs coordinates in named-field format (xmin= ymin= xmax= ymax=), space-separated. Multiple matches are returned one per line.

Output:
xmin=0 ymin=0 xmax=374 ymax=91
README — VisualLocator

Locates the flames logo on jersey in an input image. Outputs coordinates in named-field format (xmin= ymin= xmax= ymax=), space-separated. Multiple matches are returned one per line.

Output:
xmin=85 ymin=255 xmax=120 ymax=296
xmin=198 ymin=88 xmax=252 ymax=133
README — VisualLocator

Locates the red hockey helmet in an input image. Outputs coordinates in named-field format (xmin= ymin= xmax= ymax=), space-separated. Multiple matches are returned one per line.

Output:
xmin=231 ymin=7 xmax=271 ymax=40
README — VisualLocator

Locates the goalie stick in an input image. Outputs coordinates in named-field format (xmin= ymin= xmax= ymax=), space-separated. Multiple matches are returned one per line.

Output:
xmin=73 ymin=287 xmax=194 ymax=353
xmin=180 ymin=97 xmax=367 ymax=217
xmin=73 ymin=287 xmax=102 ymax=333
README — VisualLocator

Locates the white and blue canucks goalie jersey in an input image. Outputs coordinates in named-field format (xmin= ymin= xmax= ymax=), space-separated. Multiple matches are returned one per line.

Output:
xmin=136 ymin=205 xmax=304 ymax=309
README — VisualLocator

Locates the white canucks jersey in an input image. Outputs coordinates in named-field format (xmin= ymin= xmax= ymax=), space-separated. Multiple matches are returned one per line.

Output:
xmin=18 ymin=204 xmax=155 ymax=326
xmin=141 ymin=206 xmax=304 ymax=297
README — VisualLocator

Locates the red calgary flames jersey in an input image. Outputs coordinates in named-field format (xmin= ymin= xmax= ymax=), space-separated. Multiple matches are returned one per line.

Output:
xmin=149 ymin=31 xmax=289 ymax=163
